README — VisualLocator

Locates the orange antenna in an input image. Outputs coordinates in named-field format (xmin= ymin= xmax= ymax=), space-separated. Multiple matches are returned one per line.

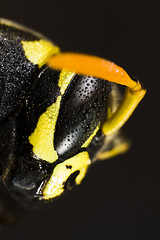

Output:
xmin=48 ymin=52 xmax=137 ymax=88
xmin=48 ymin=52 xmax=146 ymax=136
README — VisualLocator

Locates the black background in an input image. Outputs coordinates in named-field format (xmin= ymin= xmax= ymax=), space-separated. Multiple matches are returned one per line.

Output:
xmin=0 ymin=2 xmax=159 ymax=240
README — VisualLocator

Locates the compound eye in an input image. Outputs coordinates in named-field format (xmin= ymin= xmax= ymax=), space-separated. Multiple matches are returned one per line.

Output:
xmin=54 ymin=74 xmax=111 ymax=159
xmin=48 ymin=53 xmax=146 ymax=136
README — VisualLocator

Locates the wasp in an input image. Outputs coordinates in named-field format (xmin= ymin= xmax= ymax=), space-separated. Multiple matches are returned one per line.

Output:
xmin=0 ymin=18 xmax=146 ymax=225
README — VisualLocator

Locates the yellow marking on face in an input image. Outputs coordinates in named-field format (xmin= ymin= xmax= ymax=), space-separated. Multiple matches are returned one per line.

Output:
xmin=82 ymin=124 xmax=100 ymax=148
xmin=58 ymin=70 xmax=75 ymax=95
xmin=21 ymin=40 xmax=60 ymax=67
xmin=43 ymin=151 xmax=91 ymax=199
xmin=29 ymin=96 xmax=61 ymax=163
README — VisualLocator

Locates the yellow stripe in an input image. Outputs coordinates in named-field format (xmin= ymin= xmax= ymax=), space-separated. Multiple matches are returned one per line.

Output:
xmin=43 ymin=151 xmax=91 ymax=199
xmin=22 ymin=40 xmax=60 ymax=67
xmin=29 ymin=96 xmax=61 ymax=163
xmin=82 ymin=124 xmax=100 ymax=148
xmin=58 ymin=70 xmax=75 ymax=95
xmin=29 ymin=70 xmax=75 ymax=163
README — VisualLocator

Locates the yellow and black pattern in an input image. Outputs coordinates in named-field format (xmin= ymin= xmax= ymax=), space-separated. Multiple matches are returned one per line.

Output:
xmin=29 ymin=70 xmax=75 ymax=164
xmin=26 ymin=69 xmax=112 ymax=199
xmin=0 ymin=19 xmax=145 ymax=225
